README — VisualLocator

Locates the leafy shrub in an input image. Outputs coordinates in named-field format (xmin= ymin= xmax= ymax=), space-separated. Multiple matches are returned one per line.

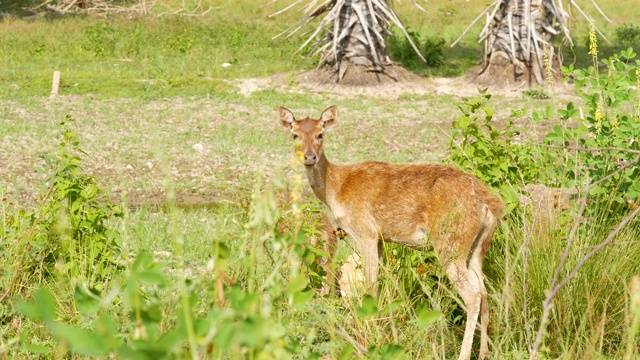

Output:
xmin=450 ymin=48 xmax=640 ymax=216
xmin=1 ymin=116 xmax=122 ymax=300
xmin=387 ymin=29 xmax=444 ymax=68
xmin=41 ymin=116 xmax=123 ymax=283
xmin=448 ymin=89 xmax=554 ymax=213
xmin=167 ymin=31 xmax=196 ymax=54
xmin=616 ymin=24 xmax=640 ymax=48
xmin=549 ymin=48 xmax=640 ymax=212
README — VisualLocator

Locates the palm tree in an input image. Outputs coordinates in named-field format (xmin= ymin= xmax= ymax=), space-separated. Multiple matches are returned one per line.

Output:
xmin=273 ymin=0 xmax=425 ymax=82
xmin=455 ymin=0 xmax=611 ymax=86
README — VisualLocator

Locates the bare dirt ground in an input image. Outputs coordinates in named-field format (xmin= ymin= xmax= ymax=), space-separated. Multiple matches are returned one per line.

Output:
xmin=235 ymin=68 xmax=578 ymax=104
xmin=1 ymin=72 xmax=580 ymax=210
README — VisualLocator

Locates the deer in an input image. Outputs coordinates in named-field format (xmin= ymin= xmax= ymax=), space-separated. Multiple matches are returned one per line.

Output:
xmin=278 ymin=105 xmax=504 ymax=360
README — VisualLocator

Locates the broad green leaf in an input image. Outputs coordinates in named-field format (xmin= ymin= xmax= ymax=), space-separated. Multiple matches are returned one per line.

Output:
xmin=51 ymin=324 xmax=111 ymax=356
xmin=25 ymin=344 xmax=49 ymax=354
xmin=75 ymin=284 xmax=101 ymax=315
xmin=284 ymin=275 xmax=308 ymax=296
xmin=15 ymin=287 xmax=56 ymax=323
xmin=356 ymin=295 xmax=378 ymax=319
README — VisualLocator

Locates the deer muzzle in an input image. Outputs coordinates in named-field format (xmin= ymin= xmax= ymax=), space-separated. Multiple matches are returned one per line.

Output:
xmin=304 ymin=152 xmax=318 ymax=166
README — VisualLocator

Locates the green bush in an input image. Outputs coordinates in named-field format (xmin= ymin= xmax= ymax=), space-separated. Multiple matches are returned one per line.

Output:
xmin=447 ymin=47 xmax=640 ymax=358
xmin=387 ymin=29 xmax=445 ymax=68
xmin=616 ymin=24 xmax=640 ymax=48
xmin=548 ymin=48 xmax=640 ymax=213
xmin=1 ymin=116 xmax=122 ymax=300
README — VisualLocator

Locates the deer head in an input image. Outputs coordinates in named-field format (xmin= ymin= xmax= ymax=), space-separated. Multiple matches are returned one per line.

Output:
xmin=278 ymin=105 xmax=336 ymax=166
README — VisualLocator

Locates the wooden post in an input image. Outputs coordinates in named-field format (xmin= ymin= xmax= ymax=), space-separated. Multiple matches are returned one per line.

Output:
xmin=50 ymin=71 xmax=60 ymax=99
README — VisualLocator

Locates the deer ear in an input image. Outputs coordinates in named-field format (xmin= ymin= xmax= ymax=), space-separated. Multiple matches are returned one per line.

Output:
xmin=279 ymin=107 xmax=295 ymax=129
xmin=320 ymin=105 xmax=337 ymax=128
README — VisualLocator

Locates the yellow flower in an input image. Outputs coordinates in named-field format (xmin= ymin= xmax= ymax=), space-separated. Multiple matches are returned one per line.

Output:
xmin=289 ymin=155 xmax=305 ymax=219
xmin=635 ymin=69 xmax=640 ymax=120
xmin=594 ymin=105 xmax=603 ymax=135
xmin=588 ymin=22 xmax=598 ymax=56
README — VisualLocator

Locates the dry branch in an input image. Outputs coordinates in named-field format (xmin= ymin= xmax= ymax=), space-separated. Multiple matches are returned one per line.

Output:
xmin=32 ymin=0 xmax=151 ymax=16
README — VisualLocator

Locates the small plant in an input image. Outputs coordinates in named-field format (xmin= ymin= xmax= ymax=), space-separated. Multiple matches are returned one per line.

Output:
xmin=168 ymin=31 xmax=196 ymax=54
xmin=448 ymin=89 xmax=551 ymax=212
xmin=83 ymin=22 xmax=119 ymax=57
xmin=548 ymin=47 xmax=640 ymax=213
xmin=38 ymin=115 xmax=123 ymax=284
xmin=523 ymin=88 xmax=550 ymax=100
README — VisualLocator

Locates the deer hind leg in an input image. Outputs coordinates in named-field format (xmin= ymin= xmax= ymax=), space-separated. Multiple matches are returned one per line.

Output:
xmin=478 ymin=215 xmax=498 ymax=359
xmin=446 ymin=260 xmax=482 ymax=360
xmin=469 ymin=251 xmax=490 ymax=360
xmin=450 ymin=221 xmax=494 ymax=360
xmin=479 ymin=279 xmax=489 ymax=359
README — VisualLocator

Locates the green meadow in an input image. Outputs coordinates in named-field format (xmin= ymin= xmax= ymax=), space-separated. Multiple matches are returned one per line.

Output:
xmin=1 ymin=1 xmax=640 ymax=359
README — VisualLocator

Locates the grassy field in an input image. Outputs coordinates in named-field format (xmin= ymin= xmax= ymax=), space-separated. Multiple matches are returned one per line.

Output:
xmin=1 ymin=0 xmax=640 ymax=359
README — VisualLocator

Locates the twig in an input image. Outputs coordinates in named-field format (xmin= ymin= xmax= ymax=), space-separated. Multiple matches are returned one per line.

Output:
xmin=533 ymin=143 xmax=640 ymax=156
xmin=590 ymin=0 xmax=613 ymax=25
xmin=336 ymin=324 xmax=368 ymax=355
xmin=269 ymin=0 xmax=306 ymax=18
xmin=450 ymin=0 xmax=498 ymax=47
xmin=530 ymin=203 xmax=640 ymax=359
xmin=568 ymin=0 xmax=612 ymax=45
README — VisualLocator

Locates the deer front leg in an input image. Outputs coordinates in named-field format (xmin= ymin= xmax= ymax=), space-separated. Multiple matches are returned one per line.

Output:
xmin=352 ymin=236 xmax=382 ymax=296
xmin=316 ymin=212 xmax=339 ymax=296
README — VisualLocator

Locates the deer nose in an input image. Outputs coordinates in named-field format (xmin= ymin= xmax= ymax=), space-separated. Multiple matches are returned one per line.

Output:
xmin=304 ymin=153 xmax=317 ymax=165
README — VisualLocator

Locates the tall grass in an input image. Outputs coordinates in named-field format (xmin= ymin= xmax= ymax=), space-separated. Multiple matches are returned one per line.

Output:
xmin=2 ymin=1 xmax=640 ymax=359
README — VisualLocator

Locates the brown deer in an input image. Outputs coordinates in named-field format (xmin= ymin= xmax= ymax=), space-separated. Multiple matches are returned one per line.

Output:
xmin=278 ymin=105 xmax=504 ymax=360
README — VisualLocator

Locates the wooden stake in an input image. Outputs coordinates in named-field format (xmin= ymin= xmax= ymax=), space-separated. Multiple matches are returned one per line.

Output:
xmin=50 ymin=70 xmax=60 ymax=99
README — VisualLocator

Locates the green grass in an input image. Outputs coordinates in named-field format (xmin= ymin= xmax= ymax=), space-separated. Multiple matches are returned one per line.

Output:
xmin=0 ymin=10 xmax=305 ymax=100
xmin=2 ymin=0 xmax=640 ymax=359
xmin=3 ymin=0 xmax=640 ymax=100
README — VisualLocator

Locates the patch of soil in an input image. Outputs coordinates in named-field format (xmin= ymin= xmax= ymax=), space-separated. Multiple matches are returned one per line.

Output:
xmin=299 ymin=64 xmax=425 ymax=86
xmin=238 ymin=64 xmax=577 ymax=101
xmin=465 ymin=55 xmax=563 ymax=89
xmin=125 ymin=191 xmax=226 ymax=212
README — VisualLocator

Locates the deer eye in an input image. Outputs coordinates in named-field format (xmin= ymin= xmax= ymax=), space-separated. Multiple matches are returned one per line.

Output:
xmin=317 ymin=134 xmax=324 ymax=140
xmin=292 ymin=134 xmax=299 ymax=140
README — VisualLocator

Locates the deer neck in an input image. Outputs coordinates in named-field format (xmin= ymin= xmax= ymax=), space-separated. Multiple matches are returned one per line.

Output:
xmin=305 ymin=152 xmax=333 ymax=205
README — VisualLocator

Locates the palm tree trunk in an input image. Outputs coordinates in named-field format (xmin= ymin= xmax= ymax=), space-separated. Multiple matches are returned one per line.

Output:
xmin=474 ymin=0 xmax=564 ymax=86
xmin=274 ymin=0 xmax=424 ymax=82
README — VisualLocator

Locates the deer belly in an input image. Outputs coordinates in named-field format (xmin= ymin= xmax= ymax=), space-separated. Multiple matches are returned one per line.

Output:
xmin=385 ymin=228 xmax=431 ymax=250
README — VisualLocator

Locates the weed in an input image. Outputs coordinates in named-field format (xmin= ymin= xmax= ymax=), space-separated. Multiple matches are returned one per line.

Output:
xmin=1 ymin=116 xmax=122 ymax=302
xmin=83 ymin=22 xmax=119 ymax=57
xmin=523 ymin=88 xmax=550 ymax=100
xmin=167 ymin=31 xmax=195 ymax=54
